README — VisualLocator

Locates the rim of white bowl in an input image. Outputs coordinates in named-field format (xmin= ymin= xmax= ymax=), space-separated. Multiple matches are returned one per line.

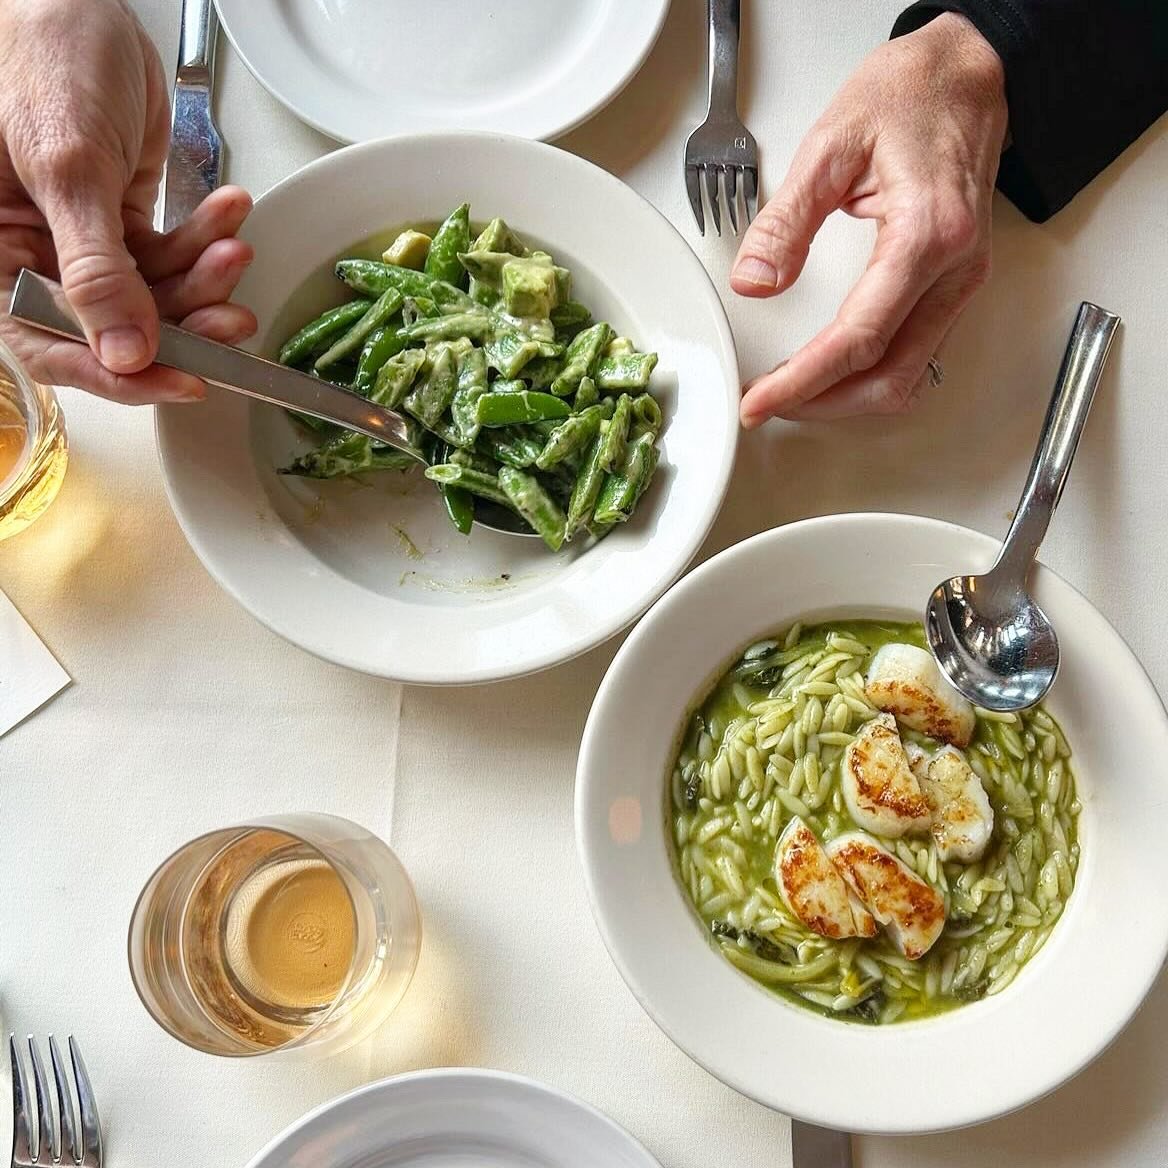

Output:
xmin=155 ymin=131 xmax=740 ymax=684
xmin=576 ymin=512 xmax=1168 ymax=1133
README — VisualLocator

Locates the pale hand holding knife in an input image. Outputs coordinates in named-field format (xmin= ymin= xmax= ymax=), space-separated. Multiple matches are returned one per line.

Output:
xmin=161 ymin=0 xmax=221 ymax=231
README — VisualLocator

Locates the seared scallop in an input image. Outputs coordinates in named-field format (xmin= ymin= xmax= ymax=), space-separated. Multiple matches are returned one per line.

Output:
xmin=775 ymin=817 xmax=877 ymax=940
xmin=865 ymin=643 xmax=976 ymax=747
xmin=825 ymin=832 xmax=947 ymax=960
xmin=918 ymin=746 xmax=995 ymax=863
xmin=841 ymin=713 xmax=932 ymax=838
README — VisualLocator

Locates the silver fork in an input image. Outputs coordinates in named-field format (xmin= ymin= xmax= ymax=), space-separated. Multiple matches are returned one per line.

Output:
xmin=684 ymin=0 xmax=759 ymax=236
xmin=9 ymin=1036 xmax=102 ymax=1168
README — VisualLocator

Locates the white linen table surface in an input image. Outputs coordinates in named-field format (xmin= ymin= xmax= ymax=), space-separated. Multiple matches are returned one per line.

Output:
xmin=2 ymin=2 xmax=1166 ymax=1166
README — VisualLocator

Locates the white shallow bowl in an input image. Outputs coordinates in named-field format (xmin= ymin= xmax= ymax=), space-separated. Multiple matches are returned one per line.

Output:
xmin=575 ymin=513 xmax=1168 ymax=1134
xmin=156 ymin=133 xmax=738 ymax=684
xmin=214 ymin=0 xmax=670 ymax=144
xmin=245 ymin=1068 xmax=662 ymax=1168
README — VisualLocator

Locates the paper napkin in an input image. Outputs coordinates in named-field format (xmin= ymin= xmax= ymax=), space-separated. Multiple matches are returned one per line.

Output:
xmin=0 ymin=589 xmax=69 ymax=737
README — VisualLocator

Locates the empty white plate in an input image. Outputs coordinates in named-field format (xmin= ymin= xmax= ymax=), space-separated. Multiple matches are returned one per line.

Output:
xmin=214 ymin=0 xmax=672 ymax=143
xmin=245 ymin=1069 xmax=662 ymax=1168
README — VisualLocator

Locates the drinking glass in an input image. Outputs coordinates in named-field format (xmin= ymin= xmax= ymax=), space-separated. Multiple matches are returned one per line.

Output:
xmin=0 ymin=336 xmax=67 ymax=540
xmin=128 ymin=813 xmax=421 ymax=1058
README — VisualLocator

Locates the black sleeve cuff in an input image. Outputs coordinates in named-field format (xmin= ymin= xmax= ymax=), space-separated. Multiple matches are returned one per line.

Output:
xmin=892 ymin=0 xmax=1168 ymax=223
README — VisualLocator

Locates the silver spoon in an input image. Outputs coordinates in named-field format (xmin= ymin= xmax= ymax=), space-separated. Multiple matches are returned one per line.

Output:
xmin=6 ymin=268 xmax=536 ymax=538
xmin=926 ymin=301 xmax=1121 ymax=711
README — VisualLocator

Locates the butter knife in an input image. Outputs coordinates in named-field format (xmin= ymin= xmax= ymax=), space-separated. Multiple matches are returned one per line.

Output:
xmin=161 ymin=0 xmax=221 ymax=231
xmin=792 ymin=1120 xmax=852 ymax=1168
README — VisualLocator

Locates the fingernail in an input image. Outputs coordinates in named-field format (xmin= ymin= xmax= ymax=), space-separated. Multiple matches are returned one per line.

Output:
xmin=732 ymin=257 xmax=779 ymax=288
xmin=740 ymin=409 xmax=764 ymax=431
xmin=97 ymin=326 xmax=149 ymax=371
xmin=158 ymin=383 xmax=206 ymax=404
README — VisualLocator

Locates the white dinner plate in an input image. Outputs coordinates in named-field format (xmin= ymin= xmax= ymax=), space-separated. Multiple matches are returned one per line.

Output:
xmin=214 ymin=0 xmax=672 ymax=143
xmin=245 ymin=1068 xmax=662 ymax=1168
xmin=155 ymin=133 xmax=739 ymax=684
xmin=576 ymin=514 xmax=1168 ymax=1133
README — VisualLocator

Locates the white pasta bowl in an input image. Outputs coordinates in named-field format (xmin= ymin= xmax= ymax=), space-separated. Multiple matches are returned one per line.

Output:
xmin=575 ymin=513 xmax=1168 ymax=1134
xmin=155 ymin=133 xmax=739 ymax=683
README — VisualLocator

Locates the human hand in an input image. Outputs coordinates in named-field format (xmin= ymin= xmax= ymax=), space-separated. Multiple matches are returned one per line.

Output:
xmin=0 ymin=0 xmax=257 ymax=404
xmin=731 ymin=13 xmax=1008 ymax=424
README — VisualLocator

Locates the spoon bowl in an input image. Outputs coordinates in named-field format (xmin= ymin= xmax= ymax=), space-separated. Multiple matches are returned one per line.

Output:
xmin=926 ymin=573 xmax=1060 ymax=711
xmin=926 ymin=301 xmax=1120 ymax=711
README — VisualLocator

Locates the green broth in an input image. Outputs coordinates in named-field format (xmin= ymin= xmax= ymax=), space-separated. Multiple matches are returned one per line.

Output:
xmin=668 ymin=620 xmax=1080 ymax=1025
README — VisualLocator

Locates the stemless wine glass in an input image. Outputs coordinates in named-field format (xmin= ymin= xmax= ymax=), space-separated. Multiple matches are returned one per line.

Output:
xmin=0 ymin=335 xmax=67 ymax=541
xmin=128 ymin=813 xmax=421 ymax=1058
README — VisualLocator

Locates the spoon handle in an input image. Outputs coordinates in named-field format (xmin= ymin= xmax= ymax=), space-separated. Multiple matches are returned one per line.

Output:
xmin=991 ymin=301 xmax=1120 ymax=583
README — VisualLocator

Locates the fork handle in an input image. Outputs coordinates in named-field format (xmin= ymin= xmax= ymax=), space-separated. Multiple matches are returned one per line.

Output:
xmin=706 ymin=0 xmax=741 ymax=118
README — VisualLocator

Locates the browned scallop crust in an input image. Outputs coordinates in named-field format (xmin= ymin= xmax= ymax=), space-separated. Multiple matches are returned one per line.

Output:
xmin=847 ymin=715 xmax=931 ymax=824
xmin=828 ymin=836 xmax=946 ymax=960
xmin=866 ymin=676 xmax=974 ymax=748
xmin=776 ymin=820 xmax=877 ymax=939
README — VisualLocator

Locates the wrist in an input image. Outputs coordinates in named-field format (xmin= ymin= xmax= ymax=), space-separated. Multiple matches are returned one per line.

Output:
xmin=920 ymin=12 xmax=1009 ymax=143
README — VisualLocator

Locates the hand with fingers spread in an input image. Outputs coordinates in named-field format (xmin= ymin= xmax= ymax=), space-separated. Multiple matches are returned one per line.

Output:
xmin=731 ymin=13 xmax=1007 ymax=425
xmin=0 ymin=0 xmax=257 ymax=404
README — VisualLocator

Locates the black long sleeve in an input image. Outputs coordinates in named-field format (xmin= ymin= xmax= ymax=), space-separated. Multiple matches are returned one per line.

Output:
xmin=892 ymin=1 xmax=1168 ymax=222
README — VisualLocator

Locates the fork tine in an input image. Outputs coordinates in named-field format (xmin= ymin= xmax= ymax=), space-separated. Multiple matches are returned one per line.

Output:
xmin=29 ymin=1038 xmax=55 ymax=1164
xmin=10 ymin=1034 xmax=34 ymax=1165
xmin=724 ymin=166 xmax=739 ymax=235
xmin=684 ymin=164 xmax=705 ymax=236
xmin=49 ymin=1037 xmax=80 ymax=1165
xmin=743 ymin=166 xmax=759 ymax=223
xmin=70 ymin=1038 xmax=102 ymax=1168
xmin=704 ymin=165 xmax=721 ymax=236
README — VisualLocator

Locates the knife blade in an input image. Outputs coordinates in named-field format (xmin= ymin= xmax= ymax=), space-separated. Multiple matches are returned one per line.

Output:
xmin=161 ymin=0 xmax=221 ymax=231
xmin=791 ymin=1120 xmax=853 ymax=1168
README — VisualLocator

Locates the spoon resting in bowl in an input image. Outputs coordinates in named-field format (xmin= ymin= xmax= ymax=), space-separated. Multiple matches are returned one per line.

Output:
xmin=926 ymin=300 xmax=1120 ymax=712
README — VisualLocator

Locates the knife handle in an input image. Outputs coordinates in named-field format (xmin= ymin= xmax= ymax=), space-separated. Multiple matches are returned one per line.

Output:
xmin=178 ymin=0 xmax=218 ymax=79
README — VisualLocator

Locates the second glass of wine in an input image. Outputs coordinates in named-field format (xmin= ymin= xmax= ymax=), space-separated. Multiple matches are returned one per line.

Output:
xmin=128 ymin=813 xmax=421 ymax=1057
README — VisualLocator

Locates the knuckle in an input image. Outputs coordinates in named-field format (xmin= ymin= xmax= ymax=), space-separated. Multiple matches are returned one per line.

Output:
xmin=875 ymin=371 xmax=926 ymax=415
xmin=59 ymin=253 xmax=138 ymax=309
xmin=841 ymin=322 xmax=890 ymax=374
xmin=962 ymin=250 xmax=993 ymax=290
xmin=932 ymin=201 xmax=980 ymax=258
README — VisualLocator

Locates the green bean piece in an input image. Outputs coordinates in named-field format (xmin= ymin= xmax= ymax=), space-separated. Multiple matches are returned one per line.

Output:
xmin=403 ymin=343 xmax=459 ymax=428
xmin=595 ymin=351 xmax=659 ymax=390
xmin=631 ymin=392 xmax=663 ymax=437
xmin=371 ymin=348 xmax=427 ymax=410
xmin=449 ymin=446 xmax=499 ymax=474
xmin=593 ymin=431 xmax=660 ymax=526
xmin=551 ymin=300 xmax=592 ymax=341
xmin=553 ymin=265 xmax=571 ymax=306
xmin=573 ymin=375 xmax=600 ymax=411
xmin=566 ymin=424 xmax=609 ymax=535
xmin=597 ymin=393 xmax=632 ymax=472
xmin=471 ymin=217 xmax=529 ymax=258
xmin=476 ymin=391 xmax=571 ymax=427
xmin=441 ymin=484 xmax=474 ymax=534
xmin=335 ymin=258 xmax=433 ymax=299
xmin=352 ymin=326 xmax=408 ymax=396
xmin=519 ymin=355 xmax=559 ymax=390
xmin=550 ymin=321 xmax=613 ymax=396
xmin=477 ymin=426 xmax=543 ymax=468
xmin=534 ymin=404 xmax=606 ymax=470
xmin=490 ymin=379 xmax=527 ymax=394
xmin=424 ymin=464 xmax=511 ymax=508
xmin=314 ymin=286 xmax=404 ymax=371
xmin=498 ymin=466 xmax=567 ymax=552
xmin=400 ymin=311 xmax=492 ymax=343
xmin=427 ymin=414 xmax=472 ymax=450
xmin=501 ymin=255 xmax=558 ymax=319
xmin=402 ymin=296 xmax=438 ymax=326
xmin=431 ymin=281 xmax=478 ymax=312
xmin=425 ymin=203 xmax=471 ymax=288
xmin=449 ymin=347 xmax=489 ymax=447
xmin=382 ymin=229 xmax=431 ymax=270
xmin=278 ymin=299 xmax=370 ymax=366
xmin=280 ymin=431 xmax=414 ymax=479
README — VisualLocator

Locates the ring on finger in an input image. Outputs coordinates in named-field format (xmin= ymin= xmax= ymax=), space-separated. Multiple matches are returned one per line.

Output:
xmin=927 ymin=356 xmax=944 ymax=387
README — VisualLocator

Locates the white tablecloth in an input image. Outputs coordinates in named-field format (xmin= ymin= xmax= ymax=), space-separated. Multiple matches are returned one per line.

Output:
xmin=3 ymin=2 xmax=1166 ymax=1166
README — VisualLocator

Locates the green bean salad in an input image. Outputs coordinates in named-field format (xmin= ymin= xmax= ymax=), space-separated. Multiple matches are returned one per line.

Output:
xmin=276 ymin=205 xmax=663 ymax=551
